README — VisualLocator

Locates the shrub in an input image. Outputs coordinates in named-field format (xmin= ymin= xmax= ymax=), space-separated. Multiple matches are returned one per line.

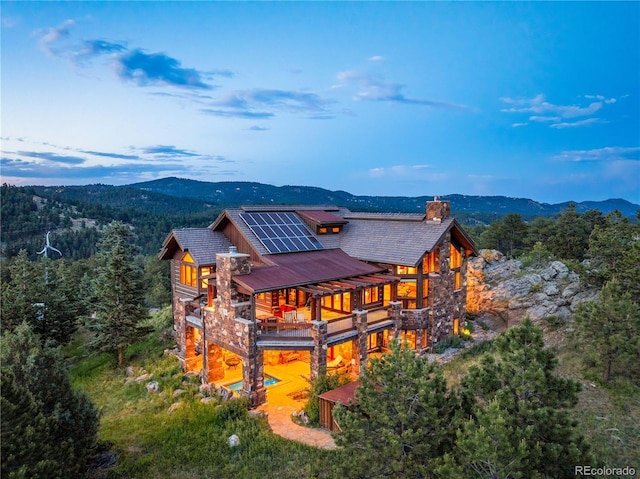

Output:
xmin=303 ymin=372 xmax=350 ymax=426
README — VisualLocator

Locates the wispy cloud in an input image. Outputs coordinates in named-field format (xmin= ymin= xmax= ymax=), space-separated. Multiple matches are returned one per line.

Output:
xmin=368 ymin=164 xmax=433 ymax=177
xmin=76 ymin=149 xmax=139 ymax=160
xmin=337 ymin=71 xmax=469 ymax=111
xmin=36 ymin=19 xmax=75 ymax=56
xmin=141 ymin=145 xmax=200 ymax=157
xmin=552 ymin=146 xmax=640 ymax=162
xmin=511 ymin=122 xmax=528 ymax=128
xmin=202 ymin=89 xmax=335 ymax=119
xmin=36 ymin=21 xmax=217 ymax=91
xmin=369 ymin=55 xmax=385 ymax=62
xmin=17 ymin=150 xmax=85 ymax=165
xmin=549 ymin=118 xmax=600 ymax=129
xmin=247 ymin=125 xmax=269 ymax=131
xmin=501 ymin=94 xmax=618 ymax=128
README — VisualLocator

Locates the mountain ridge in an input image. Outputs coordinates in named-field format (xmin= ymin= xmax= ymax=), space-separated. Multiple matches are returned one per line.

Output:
xmin=126 ymin=177 xmax=639 ymax=218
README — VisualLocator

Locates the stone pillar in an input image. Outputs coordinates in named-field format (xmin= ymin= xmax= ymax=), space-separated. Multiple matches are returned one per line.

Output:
xmin=387 ymin=301 xmax=402 ymax=343
xmin=310 ymin=320 xmax=328 ymax=380
xmin=241 ymin=348 xmax=266 ymax=407
xmin=205 ymin=342 xmax=225 ymax=383
xmin=184 ymin=325 xmax=200 ymax=372
xmin=353 ymin=310 xmax=368 ymax=375
xmin=174 ymin=297 xmax=189 ymax=365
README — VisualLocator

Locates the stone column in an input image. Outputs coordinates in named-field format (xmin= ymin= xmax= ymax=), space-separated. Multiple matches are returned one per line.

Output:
xmin=387 ymin=301 xmax=402 ymax=343
xmin=353 ymin=310 xmax=369 ymax=375
xmin=184 ymin=325 xmax=200 ymax=372
xmin=175 ymin=297 xmax=189 ymax=366
xmin=241 ymin=347 xmax=266 ymax=407
xmin=310 ymin=320 xmax=328 ymax=380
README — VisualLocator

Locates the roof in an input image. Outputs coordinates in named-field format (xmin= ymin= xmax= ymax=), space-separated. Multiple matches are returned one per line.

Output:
xmin=297 ymin=210 xmax=348 ymax=226
xmin=232 ymin=248 xmax=389 ymax=292
xmin=318 ymin=381 xmax=361 ymax=405
xmin=338 ymin=217 xmax=457 ymax=266
xmin=158 ymin=228 xmax=231 ymax=264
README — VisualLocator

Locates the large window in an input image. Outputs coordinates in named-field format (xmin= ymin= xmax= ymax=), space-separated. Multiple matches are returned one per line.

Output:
xmin=322 ymin=292 xmax=352 ymax=313
xmin=180 ymin=252 xmax=197 ymax=287
xmin=450 ymin=244 xmax=462 ymax=291
xmin=397 ymin=280 xmax=417 ymax=309
xmin=422 ymin=249 xmax=440 ymax=274
xmin=363 ymin=286 xmax=380 ymax=305
xmin=200 ymin=266 xmax=212 ymax=289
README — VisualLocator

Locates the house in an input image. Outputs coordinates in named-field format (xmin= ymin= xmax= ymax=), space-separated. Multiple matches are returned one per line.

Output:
xmin=159 ymin=198 xmax=477 ymax=407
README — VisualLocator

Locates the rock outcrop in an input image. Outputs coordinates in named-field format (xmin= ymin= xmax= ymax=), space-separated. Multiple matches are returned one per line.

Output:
xmin=467 ymin=250 xmax=598 ymax=325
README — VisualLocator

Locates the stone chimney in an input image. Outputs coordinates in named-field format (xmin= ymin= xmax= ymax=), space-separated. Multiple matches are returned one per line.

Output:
xmin=426 ymin=196 xmax=450 ymax=222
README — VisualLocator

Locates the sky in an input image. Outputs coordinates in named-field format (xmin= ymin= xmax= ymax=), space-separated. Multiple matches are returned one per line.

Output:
xmin=2 ymin=1 xmax=639 ymax=204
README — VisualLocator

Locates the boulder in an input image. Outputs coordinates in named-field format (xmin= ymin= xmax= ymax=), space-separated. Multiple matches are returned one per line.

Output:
xmin=228 ymin=434 xmax=240 ymax=447
xmin=146 ymin=381 xmax=159 ymax=393
xmin=167 ymin=402 xmax=183 ymax=413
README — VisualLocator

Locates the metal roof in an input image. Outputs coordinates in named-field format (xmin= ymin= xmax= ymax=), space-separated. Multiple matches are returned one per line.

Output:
xmin=232 ymin=248 xmax=393 ymax=293
xmin=318 ymin=381 xmax=361 ymax=405
xmin=158 ymin=228 xmax=231 ymax=264
xmin=297 ymin=210 xmax=348 ymax=225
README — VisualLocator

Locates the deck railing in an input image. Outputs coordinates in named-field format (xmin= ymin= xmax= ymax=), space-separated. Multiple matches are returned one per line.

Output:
xmin=257 ymin=321 xmax=313 ymax=338
xmin=327 ymin=315 xmax=354 ymax=336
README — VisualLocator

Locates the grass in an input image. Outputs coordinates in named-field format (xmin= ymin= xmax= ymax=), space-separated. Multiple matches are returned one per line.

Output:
xmin=67 ymin=308 xmax=334 ymax=479
xmin=69 ymin=307 xmax=638 ymax=477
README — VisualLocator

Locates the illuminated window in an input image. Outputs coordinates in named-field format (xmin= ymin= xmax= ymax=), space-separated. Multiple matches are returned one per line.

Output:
xmin=397 ymin=265 xmax=417 ymax=275
xmin=450 ymin=244 xmax=462 ymax=269
xmin=453 ymin=318 xmax=460 ymax=335
xmin=383 ymin=284 xmax=392 ymax=306
xmin=180 ymin=252 xmax=197 ymax=287
xmin=455 ymin=272 xmax=461 ymax=290
xmin=423 ymin=249 xmax=441 ymax=274
xmin=398 ymin=280 xmax=417 ymax=308
xmin=422 ymin=278 xmax=429 ymax=305
xmin=332 ymin=226 xmax=340 ymax=233
xmin=200 ymin=266 xmax=212 ymax=289
xmin=318 ymin=227 xmax=328 ymax=234
xmin=363 ymin=286 xmax=380 ymax=305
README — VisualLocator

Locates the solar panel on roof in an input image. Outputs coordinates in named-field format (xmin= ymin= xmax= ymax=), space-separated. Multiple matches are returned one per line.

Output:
xmin=239 ymin=212 xmax=324 ymax=254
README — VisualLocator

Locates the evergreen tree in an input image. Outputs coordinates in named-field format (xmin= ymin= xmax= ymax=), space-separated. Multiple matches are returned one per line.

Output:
xmin=0 ymin=251 xmax=79 ymax=345
xmin=549 ymin=203 xmax=591 ymax=260
xmin=478 ymin=213 xmax=528 ymax=257
xmin=333 ymin=341 xmax=456 ymax=479
xmin=87 ymin=221 xmax=150 ymax=366
xmin=441 ymin=320 xmax=593 ymax=478
xmin=573 ymin=279 xmax=640 ymax=384
xmin=586 ymin=210 xmax=638 ymax=287
xmin=1 ymin=324 xmax=99 ymax=478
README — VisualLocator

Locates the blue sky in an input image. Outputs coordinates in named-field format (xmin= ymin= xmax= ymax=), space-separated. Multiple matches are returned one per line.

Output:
xmin=2 ymin=1 xmax=639 ymax=204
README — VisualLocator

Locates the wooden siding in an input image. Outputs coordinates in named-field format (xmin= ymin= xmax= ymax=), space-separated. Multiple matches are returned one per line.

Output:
xmin=222 ymin=222 xmax=265 ymax=265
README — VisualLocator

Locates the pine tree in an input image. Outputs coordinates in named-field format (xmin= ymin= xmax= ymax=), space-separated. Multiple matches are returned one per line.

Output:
xmin=1 ymin=324 xmax=99 ymax=478
xmin=332 ymin=341 xmax=456 ymax=479
xmin=443 ymin=320 xmax=593 ymax=478
xmin=87 ymin=221 xmax=150 ymax=366
xmin=574 ymin=279 xmax=640 ymax=384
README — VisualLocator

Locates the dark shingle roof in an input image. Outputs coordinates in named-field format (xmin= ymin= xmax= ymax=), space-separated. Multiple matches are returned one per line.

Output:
xmin=159 ymin=228 xmax=231 ymax=264
xmin=338 ymin=218 xmax=456 ymax=266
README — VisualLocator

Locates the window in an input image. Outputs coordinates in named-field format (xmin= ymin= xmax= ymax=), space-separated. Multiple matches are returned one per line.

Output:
xmin=383 ymin=284 xmax=392 ymax=306
xmin=363 ymin=286 xmax=380 ymax=305
xmin=453 ymin=318 xmax=460 ymax=335
xmin=200 ymin=266 xmax=212 ymax=289
xmin=450 ymin=244 xmax=462 ymax=269
xmin=422 ymin=249 xmax=440 ymax=274
xmin=422 ymin=278 xmax=429 ymax=306
xmin=397 ymin=280 xmax=417 ymax=309
xmin=397 ymin=265 xmax=417 ymax=275
xmin=179 ymin=252 xmax=197 ymax=287
xmin=317 ymin=225 xmax=342 ymax=235
xmin=450 ymin=244 xmax=462 ymax=290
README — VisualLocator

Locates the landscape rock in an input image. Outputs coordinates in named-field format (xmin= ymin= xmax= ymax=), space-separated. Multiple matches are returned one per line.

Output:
xmin=200 ymin=396 xmax=216 ymax=405
xmin=135 ymin=373 xmax=153 ymax=383
xmin=467 ymin=250 xmax=598 ymax=326
xmin=228 ymin=434 xmax=240 ymax=447
xmin=172 ymin=389 xmax=185 ymax=397
xmin=146 ymin=381 xmax=159 ymax=393
xmin=167 ymin=401 xmax=183 ymax=413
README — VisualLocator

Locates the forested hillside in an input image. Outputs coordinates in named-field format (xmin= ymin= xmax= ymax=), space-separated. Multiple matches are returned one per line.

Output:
xmin=2 ymin=180 xmax=638 ymax=261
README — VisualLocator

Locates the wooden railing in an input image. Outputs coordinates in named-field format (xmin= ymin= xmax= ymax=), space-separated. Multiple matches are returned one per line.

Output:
xmin=327 ymin=315 xmax=354 ymax=336
xmin=257 ymin=321 xmax=313 ymax=338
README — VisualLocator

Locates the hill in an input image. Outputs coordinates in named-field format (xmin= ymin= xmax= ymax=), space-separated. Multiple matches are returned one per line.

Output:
xmin=128 ymin=177 xmax=640 ymax=218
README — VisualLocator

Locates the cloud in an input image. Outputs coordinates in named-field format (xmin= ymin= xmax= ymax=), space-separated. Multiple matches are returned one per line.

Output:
xmin=501 ymin=93 xmax=619 ymax=128
xmin=369 ymin=55 xmax=385 ymax=62
xmin=246 ymin=125 xmax=269 ymax=131
xmin=368 ymin=164 xmax=433 ymax=177
xmin=37 ymin=19 xmax=75 ymax=56
xmin=203 ymin=89 xmax=334 ymax=119
xmin=552 ymin=146 xmax=640 ymax=163
xmin=76 ymin=149 xmax=139 ymax=160
xmin=549 ymin=118 xmax=600 ymax=129
xmin=17 ymin=150 xmax=85 ymax=165
xmin=38 ymin=20 xmax=216 ymax=91
xmin=141 ymin=145 xmax=200 ymax=157
xmin=511 ymin=122 xmax=528 ymax=127
xmin=337 ymin=70 xmax=469 ymax=111
xmin=116 ymin=49 xmax=211 ymax=89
